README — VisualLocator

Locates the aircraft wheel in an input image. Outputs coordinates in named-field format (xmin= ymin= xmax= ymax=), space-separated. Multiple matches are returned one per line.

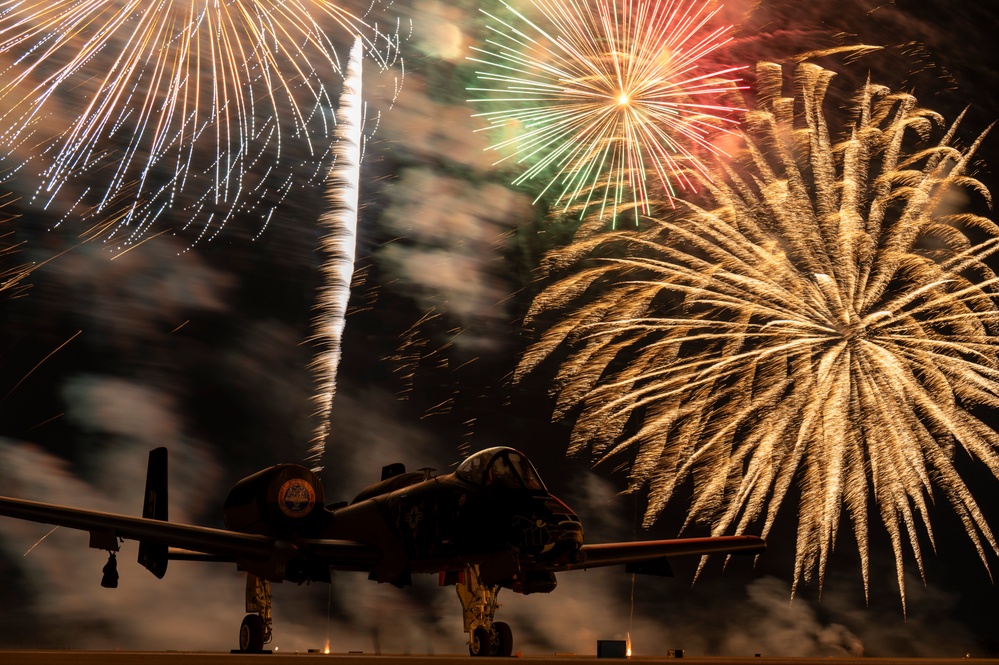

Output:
xmin=492 ymin=621 xmax=513 ymax=657
xmin=239 ymin=614 xmax=265 ymax=652
xmin=469 ymin=626 xmax=492 ymax=657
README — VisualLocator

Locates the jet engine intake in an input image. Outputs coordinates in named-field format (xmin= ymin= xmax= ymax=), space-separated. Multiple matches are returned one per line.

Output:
xmin=223 ymin=465 xmax=328 ymax=537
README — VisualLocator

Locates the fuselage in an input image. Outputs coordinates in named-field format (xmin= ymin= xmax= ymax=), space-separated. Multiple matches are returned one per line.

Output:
xmin=324 ymin=447 xmax=584 ymax=589
xmin=221 ymin=447 xmax=584 ymax=590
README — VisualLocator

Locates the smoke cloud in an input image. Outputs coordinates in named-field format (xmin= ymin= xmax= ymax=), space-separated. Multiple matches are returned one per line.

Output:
xmin=376 ymin=167 xmax=533 ymax=351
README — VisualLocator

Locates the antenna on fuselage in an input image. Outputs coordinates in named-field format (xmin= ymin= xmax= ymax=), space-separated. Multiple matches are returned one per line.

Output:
xmin=381 ymin=463 xmax=406 ymax=481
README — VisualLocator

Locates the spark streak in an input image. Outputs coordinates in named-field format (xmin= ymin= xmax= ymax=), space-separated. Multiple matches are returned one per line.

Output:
xmin=308 ymin=37 xmax=363 ymax=469
xmin=0 ymin=194 xmax=33 ymax=298
xmin=516 ymin=61 xmax=999 ymax=608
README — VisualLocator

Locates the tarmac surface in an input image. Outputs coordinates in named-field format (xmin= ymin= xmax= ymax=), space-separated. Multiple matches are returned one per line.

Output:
xmin=1 ymin=653 xmax=998 ymax=665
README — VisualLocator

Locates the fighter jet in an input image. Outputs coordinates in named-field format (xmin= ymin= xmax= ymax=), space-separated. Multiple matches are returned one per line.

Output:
xmin=0 ymin=446 xmax=765 ymax=655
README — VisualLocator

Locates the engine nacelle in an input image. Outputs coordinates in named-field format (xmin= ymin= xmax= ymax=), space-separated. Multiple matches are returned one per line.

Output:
xmin=223 ymin=464 xmax=328 ymax=537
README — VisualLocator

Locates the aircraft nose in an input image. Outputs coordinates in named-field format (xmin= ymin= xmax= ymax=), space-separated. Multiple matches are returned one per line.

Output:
xmin=541 ymin=517 xmax=583 ymax=563
xmin=541 ymin=498 xmax=584 ymax=561
xmin=511 ymin=498 xmax=584 ymax=558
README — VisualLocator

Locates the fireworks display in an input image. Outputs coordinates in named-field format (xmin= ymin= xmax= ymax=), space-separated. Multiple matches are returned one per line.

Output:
xmin=0 ymin=0 xmax=397 ymax=246
xmin=1 ymin=0 xmax=998 ymax=654
xmin=467 ymin=0 xmax=744 ymax=221
xmin=516 ymin=60 xmax=999 ymax=608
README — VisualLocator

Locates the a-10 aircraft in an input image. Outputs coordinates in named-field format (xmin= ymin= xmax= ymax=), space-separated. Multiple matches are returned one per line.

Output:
xmin=0 ymin=446 xmax=765 ymax=655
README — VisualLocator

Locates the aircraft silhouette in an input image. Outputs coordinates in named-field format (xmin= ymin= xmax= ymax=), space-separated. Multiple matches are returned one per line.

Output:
xmin=0 ymin=446 xmax=765 ymax=655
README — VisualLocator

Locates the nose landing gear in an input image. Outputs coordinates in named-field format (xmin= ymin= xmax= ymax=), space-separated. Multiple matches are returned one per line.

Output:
xmin=454 ymin=564 xmax=514 ymax=657
xmin=469 ymin=621 xmax=514 ymax=657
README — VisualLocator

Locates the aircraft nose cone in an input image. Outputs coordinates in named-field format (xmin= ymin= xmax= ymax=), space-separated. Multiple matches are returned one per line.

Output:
xmin=512 ymin=506 xmax=583 ymax=555
xmin=560 ymin=521 xmax=584 ymax=562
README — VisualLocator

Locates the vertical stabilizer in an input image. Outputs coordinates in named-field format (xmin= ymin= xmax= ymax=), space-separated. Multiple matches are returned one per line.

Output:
xmin=138 ymin=447 xmax=169 ymax=578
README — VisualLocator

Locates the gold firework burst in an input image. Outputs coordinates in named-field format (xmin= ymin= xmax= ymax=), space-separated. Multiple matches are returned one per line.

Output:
xmin=516 ymin=60 xmax=999 ymax=608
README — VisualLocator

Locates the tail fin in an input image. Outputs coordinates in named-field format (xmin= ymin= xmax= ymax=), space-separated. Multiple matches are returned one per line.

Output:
xmin=137 ymin=447 xmax=169 ymax=579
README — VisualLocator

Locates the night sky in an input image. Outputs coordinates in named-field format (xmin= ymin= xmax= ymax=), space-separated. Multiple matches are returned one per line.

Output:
xmin=1 ymin=0 xmax=998 ymax=656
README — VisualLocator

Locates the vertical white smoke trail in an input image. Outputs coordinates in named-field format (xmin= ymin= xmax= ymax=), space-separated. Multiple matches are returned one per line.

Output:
xmin=308 ymin=37 xmax=364 ymax=469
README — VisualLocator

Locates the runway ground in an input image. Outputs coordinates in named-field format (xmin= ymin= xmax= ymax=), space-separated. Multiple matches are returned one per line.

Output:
xmin=1 ymin=653 xmax=998 ymax=665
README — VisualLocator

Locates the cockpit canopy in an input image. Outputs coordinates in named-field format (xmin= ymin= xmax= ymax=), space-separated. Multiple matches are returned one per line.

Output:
xmin=455 ymin=447 xmax=546 ymax=492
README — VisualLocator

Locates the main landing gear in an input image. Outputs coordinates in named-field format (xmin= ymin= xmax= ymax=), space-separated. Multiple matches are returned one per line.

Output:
xmin=235 ymin=566 xmax=518 ymax=654
xmin=238 ymin=574 xmax=273 ymax=653
xmin=454 ymin=565 xmax=514 ymax=657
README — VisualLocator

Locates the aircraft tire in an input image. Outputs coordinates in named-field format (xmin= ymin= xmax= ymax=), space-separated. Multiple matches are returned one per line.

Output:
xmin=239 ymin=614 xmax=265 ymax=652
xmin=492 ymin=621 xmax=513 ymax=657
xmin=469 ymin=626 xmax=491 ymax=657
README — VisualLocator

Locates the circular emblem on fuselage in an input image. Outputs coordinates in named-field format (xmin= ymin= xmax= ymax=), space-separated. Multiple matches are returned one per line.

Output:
xmin=278 ymin=478 xmax=316 ymax=518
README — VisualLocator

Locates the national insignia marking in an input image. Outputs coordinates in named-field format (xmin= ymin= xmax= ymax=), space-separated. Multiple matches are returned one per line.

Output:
xmin=406 ymin=505 xmax=423 ymax=529
xmin=278 ymin=479 xmax=316 ymax=518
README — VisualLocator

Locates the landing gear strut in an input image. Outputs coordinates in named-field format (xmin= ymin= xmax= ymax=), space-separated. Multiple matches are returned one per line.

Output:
xmin=239 ymin=573 xmax=273 ymax=652
xmin=454 ymin=565 xmax=513 ymax=657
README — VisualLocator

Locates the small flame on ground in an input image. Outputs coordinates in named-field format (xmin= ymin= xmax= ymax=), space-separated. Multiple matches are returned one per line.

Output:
xmin=324 ymin=640 xmax=331 ymax=655
xmin=626 ymin=632 xmax=632 ymax=658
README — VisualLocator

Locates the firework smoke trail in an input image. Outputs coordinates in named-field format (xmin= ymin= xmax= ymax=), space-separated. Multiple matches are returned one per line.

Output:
xmin=0 ymin=1 xmax=397 ymax=246
xmin=467 ymin=0 xmax=744 ymax=222
xmin=516 ymin=61 xmax=999 ymax=609
xmin=308 ymin=37 xmax=363 ymax=469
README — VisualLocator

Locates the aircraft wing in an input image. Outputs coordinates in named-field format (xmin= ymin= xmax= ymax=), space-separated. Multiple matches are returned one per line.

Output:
xmin=0 ymin=496 xmax=378 ymax=567
xmin=564 ymin=535 xmax=765 ymax=571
